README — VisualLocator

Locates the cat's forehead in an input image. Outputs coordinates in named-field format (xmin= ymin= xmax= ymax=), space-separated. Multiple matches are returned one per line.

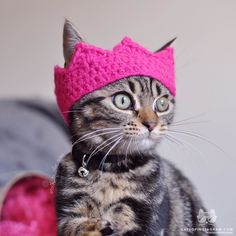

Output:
xmin=102 ymin=76 xmax=169 ymax=96
xmin=77 ymin=76 xmax=174 ymax=107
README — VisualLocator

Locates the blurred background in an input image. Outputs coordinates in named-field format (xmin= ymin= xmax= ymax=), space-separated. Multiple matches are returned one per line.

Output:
xmin=0 ymin=0 xmax=235 ymax=231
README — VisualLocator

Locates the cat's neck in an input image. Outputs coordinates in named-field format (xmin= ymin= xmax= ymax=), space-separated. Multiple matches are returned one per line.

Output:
xmin=72 ymin=145 xmax=158 ymax=173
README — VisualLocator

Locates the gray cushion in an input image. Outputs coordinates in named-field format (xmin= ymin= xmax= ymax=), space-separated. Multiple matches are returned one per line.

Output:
xmin=0 ymin=100 xmax=70 ymax=187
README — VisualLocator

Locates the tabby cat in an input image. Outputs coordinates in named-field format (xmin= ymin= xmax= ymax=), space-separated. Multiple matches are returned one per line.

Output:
xmin=55 ymin=21 xmax=216 ymax=236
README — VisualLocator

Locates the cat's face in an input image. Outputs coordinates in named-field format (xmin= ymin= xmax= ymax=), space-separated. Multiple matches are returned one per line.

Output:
xmin=70 ymin=76 xmax=175 ymax=155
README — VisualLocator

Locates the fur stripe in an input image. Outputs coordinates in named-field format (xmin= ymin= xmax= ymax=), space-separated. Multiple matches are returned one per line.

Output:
xmin=128 ymin=80 xmax=136 ymax=93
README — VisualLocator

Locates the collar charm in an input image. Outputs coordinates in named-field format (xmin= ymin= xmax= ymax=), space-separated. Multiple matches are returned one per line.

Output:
xmin=78 ymin=154 xmax=89 ymax=178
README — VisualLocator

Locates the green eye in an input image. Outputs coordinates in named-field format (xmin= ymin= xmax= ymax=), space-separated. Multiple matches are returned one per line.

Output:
xmin=155 ymin=96 xmax=169 ymax=112
xmin=113 ymin=93 xmax=132 ymax=110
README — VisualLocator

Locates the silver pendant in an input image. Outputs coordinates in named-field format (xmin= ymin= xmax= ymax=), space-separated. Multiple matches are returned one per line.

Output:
xmin=78 ymin=166 xmax=89 ymax=177
xmin=78 ymin=154 xmax=89 ymax=178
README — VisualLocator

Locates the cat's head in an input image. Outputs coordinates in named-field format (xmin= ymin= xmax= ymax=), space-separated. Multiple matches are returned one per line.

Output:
xmin=61 ymin=20 xmax=176 ymax=156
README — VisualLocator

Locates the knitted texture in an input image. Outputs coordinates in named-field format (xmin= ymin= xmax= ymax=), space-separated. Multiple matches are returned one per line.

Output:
xmin=54 ymin=37 xmax=175 ymax=123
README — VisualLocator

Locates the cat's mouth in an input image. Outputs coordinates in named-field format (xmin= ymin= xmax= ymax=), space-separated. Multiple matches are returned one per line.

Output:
xmin=121 ymin=132 xmax=164 ymax=153
xmin=122 ymin=127 xmax=166 ymax=142
xmin=137 ymin=127 xmax=166 ymax=139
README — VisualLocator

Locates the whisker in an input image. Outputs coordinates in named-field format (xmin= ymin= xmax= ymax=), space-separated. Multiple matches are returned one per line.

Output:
xmin=172 ymin=112 xmax=207 ymax=125
xmin=120 ymin=138 xmax=128 ymax=153
xmin=77 ymin=130 xmax=121 ymax=143
xmin=76 ymin=127 xmax=122 ymax=142
xmin=165 ymin=134 xmax=181 ymax=146
xmin=165 ymin=133 xmax=205 ymax=158
xmin=86 ymin=134 xmax=123 ymax=165
xmin=170 ymin=120 xmax=209 ymax=127
xmin=99 ymin=137 xmax=123 ymax=171
xmin=168 ymin=129 xmax=226 ymax=154
xmin=134 ymin=137 xmax=142 ymax=157
xmin=125 ymin=137 xmax=133 ymax=166
xmin=72 ymin=130 xmax=121 ymax=148
xmin=163 ymin=134 xmax=185 ymax=156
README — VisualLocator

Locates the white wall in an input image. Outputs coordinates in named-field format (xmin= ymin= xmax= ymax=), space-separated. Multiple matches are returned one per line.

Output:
xmin=0 ymin=0 xmax=235 ymax=230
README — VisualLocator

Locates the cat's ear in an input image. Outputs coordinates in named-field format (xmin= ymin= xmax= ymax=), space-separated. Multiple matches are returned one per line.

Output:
xmin=155 ymin=37 xmax=177 ymax=53
xmin=63 ymin=19 xmax=84 ymax=65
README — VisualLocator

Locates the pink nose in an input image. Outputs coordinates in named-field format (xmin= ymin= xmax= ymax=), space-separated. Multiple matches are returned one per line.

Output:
xmin=142 ymin=121 xmax=157 ymax=132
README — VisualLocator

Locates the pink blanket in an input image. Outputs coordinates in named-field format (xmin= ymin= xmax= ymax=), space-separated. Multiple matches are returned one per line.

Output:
xmin=0 ymin=174 xmax=57 ymax=236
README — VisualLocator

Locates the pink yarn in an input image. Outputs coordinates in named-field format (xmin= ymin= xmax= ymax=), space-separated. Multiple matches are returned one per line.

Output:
xmin=54 ymin=37 xmax=175 ymax=123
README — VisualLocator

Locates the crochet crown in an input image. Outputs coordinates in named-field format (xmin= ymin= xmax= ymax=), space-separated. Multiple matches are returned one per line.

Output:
xmin=54 ymin=37 xmax=175 ymax=123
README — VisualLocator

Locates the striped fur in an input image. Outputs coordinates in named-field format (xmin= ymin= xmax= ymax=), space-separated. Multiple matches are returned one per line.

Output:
xmin=56 ymin=76 xmax=216 ymax=235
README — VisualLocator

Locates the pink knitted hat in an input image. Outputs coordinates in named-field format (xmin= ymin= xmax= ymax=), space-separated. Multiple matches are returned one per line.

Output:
xmin=54 ymin=37 xmax=175 ymax=123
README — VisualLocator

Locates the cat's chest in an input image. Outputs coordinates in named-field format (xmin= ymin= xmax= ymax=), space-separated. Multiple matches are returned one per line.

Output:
xmin=81 ymin=171 xmax=142 ymax=205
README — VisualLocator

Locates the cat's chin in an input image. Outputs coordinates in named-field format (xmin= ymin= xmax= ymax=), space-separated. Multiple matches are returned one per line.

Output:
xmin=134 ymin=136 xmax=161 ymax=152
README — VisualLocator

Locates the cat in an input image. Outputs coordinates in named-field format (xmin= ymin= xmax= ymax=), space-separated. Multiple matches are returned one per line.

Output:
xmin=55 ymin=20 xmax=216 ymax=236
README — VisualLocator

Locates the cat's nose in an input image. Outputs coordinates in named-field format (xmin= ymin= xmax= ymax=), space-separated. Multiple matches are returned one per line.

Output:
xmin=142 ymin=121 xmax=157 ymax=132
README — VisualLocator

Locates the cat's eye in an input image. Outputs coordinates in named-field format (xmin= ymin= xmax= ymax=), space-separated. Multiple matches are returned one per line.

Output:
xmin=113 ymin=93 xmax=132 ymax=110
xmin=154 ymin=96 xmax=169 ymax=112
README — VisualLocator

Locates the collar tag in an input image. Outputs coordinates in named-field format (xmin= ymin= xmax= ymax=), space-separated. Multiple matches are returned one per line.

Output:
xmin=78 ymin=154 xmax=89 ymax=178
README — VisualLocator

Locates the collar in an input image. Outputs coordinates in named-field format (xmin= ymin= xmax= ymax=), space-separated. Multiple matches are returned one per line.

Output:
xmin=72 ymin=146 xmax=127 ymax=171
xmin=72 ymin=146 xmax=155 ymax=175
